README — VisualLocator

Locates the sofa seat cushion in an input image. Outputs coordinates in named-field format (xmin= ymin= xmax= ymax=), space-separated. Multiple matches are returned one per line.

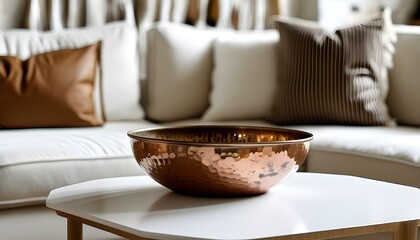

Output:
xmin=173 ymin=119 xmax=420 ymax=167
xmin=0 ymin=121 xmax=159 ymax=209
xmin=170 ymin=120 xmax=420 ymax=187
xmin=295 ymin=126 xmax=420 ymax=167
xmin=296 ymin=125 xmax=420 ymax=187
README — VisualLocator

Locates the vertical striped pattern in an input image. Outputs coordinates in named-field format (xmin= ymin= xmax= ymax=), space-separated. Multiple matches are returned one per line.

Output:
xmin=268 ymin=15 xmax=394 ymax=126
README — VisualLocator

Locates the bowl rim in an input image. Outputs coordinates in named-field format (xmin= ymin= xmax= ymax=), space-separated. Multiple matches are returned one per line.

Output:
xmin=127 ymin=125 xmax=313 ymax=147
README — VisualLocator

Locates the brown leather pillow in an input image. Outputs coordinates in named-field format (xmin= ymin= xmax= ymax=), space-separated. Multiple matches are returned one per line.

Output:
xmin=0 ymin=43 xmax=103 ymax=128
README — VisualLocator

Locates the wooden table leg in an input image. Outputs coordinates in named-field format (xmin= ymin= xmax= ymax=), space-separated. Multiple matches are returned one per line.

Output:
xmin=394 ymin=220 xmax=419 ymax=240
xmin=67 ymin=217 xmax=83 ymax=240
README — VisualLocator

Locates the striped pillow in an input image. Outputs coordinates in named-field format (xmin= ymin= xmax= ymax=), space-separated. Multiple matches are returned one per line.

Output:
xmin=268 ymin=12 xmax=395 ymax=126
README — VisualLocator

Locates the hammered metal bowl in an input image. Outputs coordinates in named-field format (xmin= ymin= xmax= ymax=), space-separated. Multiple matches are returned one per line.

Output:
xmin=128 ymin=125 xmax=313 ymax=197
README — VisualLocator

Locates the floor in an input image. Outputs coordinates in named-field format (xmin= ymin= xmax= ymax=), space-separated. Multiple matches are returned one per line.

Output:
xmin=0 ymin=206 xmax=122 ymax=240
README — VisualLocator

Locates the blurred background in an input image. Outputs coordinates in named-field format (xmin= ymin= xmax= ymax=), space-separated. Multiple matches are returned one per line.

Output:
xmin=1 ymin=0 xmax=419 ymax=31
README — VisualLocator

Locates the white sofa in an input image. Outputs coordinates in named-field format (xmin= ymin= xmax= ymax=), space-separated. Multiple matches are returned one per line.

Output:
xmin=0 ymin=1 xmax=419 ymax=240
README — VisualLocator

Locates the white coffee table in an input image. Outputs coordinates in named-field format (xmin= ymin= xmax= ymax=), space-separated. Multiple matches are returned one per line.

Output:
xmin=46 ymin=173 xmax=420 ymax=240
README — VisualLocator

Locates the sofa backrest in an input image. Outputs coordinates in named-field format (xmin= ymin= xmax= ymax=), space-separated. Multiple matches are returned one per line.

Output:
xmin=388 ymin=25 xmax=420 ymax=126
xmin=1 ymin=0 xmax=419 ymax=126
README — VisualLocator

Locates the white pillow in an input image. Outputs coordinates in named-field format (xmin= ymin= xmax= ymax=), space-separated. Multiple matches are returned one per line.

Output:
xmin=202 ymin=30 xmax=279 ymax=121
xmin=0 ymin=22 xmax=143 ymax=121
xmin=145 ymin=23 xmax=233 ymax=122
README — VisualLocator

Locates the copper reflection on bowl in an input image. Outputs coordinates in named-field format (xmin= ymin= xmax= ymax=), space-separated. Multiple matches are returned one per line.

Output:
xmin=128 ymin=125 xmax=313 ymax=197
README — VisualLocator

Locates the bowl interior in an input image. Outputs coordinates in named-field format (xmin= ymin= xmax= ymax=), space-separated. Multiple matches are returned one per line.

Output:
xmin=128 ymin=125 xmax=313 ymax=145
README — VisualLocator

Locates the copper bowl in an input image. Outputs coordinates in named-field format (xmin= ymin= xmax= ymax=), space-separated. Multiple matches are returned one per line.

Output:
xmin=128 ymin=125 xmax=313 ymax=197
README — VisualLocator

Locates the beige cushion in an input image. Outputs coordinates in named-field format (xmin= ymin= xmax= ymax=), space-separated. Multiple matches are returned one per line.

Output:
xmin=0 ymin=43 xmax=103 ymax=128
xmin=202 ymin=30 xmax=279 ymax=121
xmin=0 ymin=22 xmax=143 ymax=121
xmin=387 ymin=25 xmax=420 ymax=126
xmin=144 ymin=23 xmax=233 ymax=122
xmin=268 ymin=13 xmax=395 ymax=126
